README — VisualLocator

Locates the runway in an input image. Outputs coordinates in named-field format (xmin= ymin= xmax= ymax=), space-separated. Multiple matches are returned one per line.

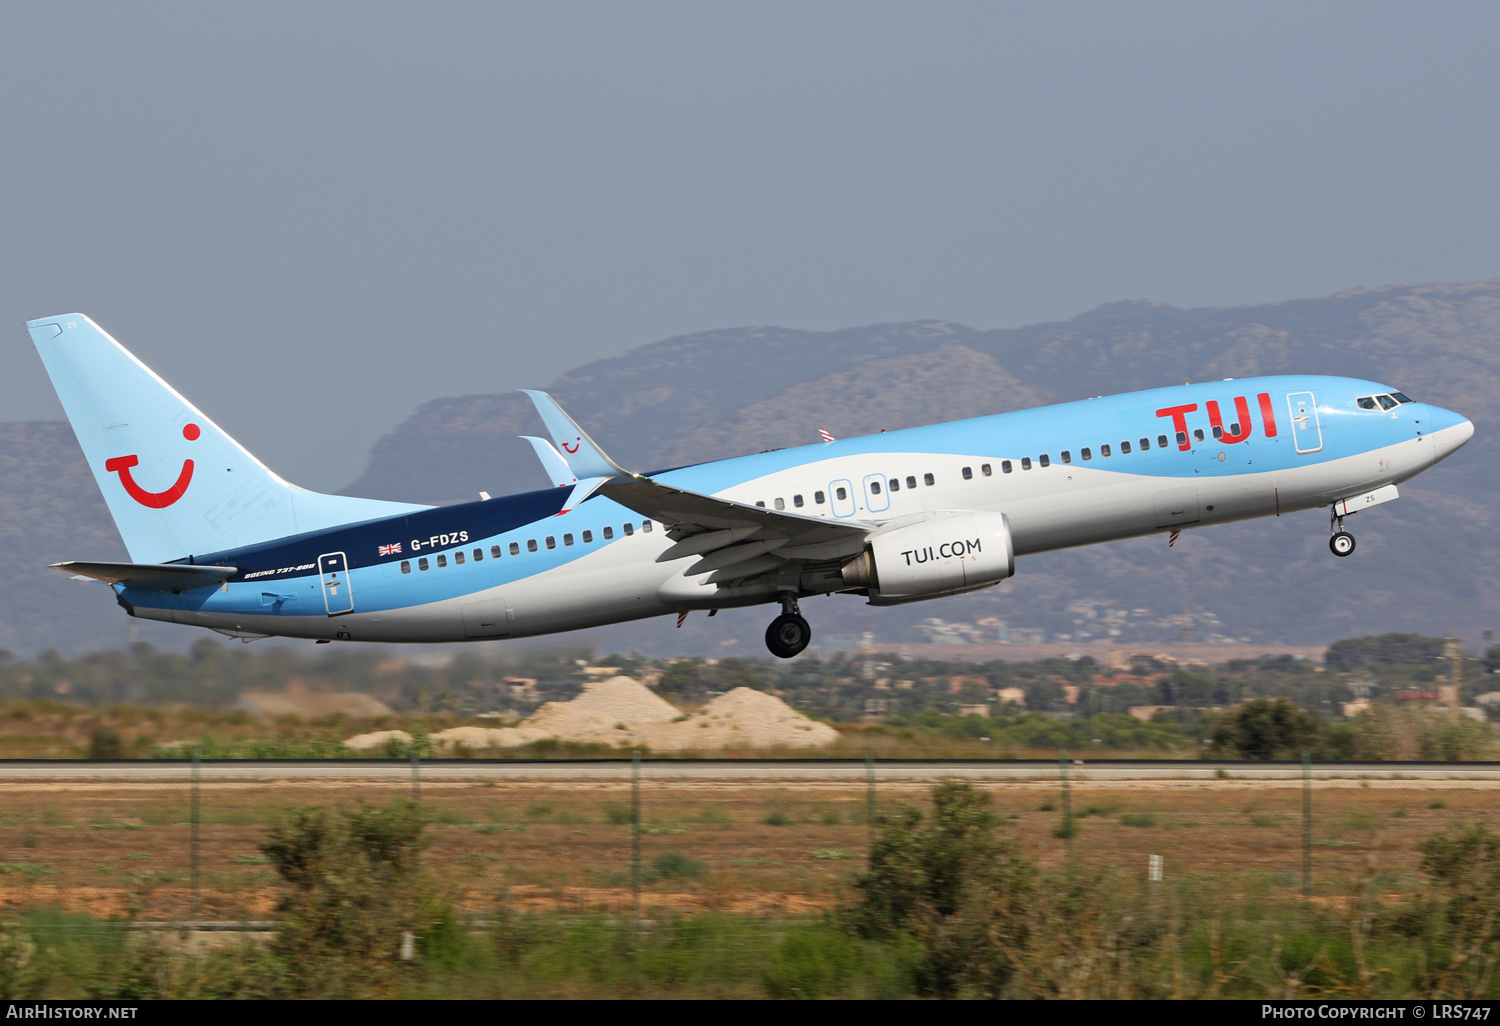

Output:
xmin=0 ymin=759 xmax=1495 ymax=781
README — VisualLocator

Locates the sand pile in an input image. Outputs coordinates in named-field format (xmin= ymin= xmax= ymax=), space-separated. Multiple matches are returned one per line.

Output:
xmin=634 ymin=688 xmax=839 ymax=751
xmin=430 ymin=726 xmax=550 ymax=751
xmin=343 ymin=729 xmax=412 ymax=752
xmin=522 ymin=676 xmax=682 ymax=745
xmin=238 ymin=691 xmax=394 ymax=717
xmin=341 ymin=677 xmax=837 ymax=752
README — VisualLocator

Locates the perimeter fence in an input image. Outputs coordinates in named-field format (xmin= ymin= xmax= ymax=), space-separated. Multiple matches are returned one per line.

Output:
xmin=0 ymin=752 xmax=1491 ymax=923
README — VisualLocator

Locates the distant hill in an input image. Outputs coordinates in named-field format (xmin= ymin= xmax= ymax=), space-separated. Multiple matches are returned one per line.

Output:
xmin=4 ymin=280 xmax=1498 ymax=656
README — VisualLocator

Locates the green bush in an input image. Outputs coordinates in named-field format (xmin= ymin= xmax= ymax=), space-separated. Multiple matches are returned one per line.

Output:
xmin=848 ymin=780 xmax=1033 ymax=997
xmin=646 ymin=851 xmax=704 ymax=882
xmin=258 ymin=799 xmax=435 ymax=997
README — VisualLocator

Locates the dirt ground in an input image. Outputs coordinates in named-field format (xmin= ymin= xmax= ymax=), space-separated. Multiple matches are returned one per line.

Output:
xmin=0 ymin=777 xmax=1492 ymax=919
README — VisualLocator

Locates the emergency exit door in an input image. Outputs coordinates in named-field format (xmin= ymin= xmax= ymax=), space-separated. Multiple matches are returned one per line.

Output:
xmin=319 ymin=552 xmax=355 ymax=616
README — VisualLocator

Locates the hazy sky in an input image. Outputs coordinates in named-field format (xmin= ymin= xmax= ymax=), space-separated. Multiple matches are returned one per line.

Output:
xmin=5 ymin=2 xmax=1500 ymax=490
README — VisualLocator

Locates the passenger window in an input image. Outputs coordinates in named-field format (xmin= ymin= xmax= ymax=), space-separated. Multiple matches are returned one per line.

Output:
xmin=1060 ymin=451 xmax=1071 ymax=464
xmin=815 ymin=491 xmax=826 ymax=504
xmin=1212 ymin=425 xmax=1223 ymax=440
xmin=835 ymin=486 xmax=847 ymax=500
xmin=756 ymin=501 xmax=766 ymax=508
xmin=491 ymin=545 xmax=502 ymax=558
xmin=400 ymin=560 xmax=411 ymax=574
xmin=1193 ymin=429 xmax=1205 ymax=443
xmin=774 ymin=497 xmax=785 ymax=509
xmin=510 ymin=542 xmax=521 ymax=555
xmin=563 ymin=533 xmax=574 ymax=546
xmin=923 ymin=473 xmax=935 ymax=486
xmin=794 ymin=494 xmax=805 ymax=506
xmin=1377 ymin=394 xmax=1397 ymax=410
xmin=1176 ymin=431 xmax=1187 ymax=447
xmin=1001 ymin=460 xmax=1013 ymax=473
xmin=527 ymin=539 xmax=538 ymax=552
xmin=623 ymin=523 xmax=634 ymax=536
xmin=454 ymin=551 xmax=465 ymax=565
xmin=1357 ymin=396 xmax=1377 ymax=410
xmin=602 ymin=527 xmax=614 ymax=540
xmin=1158 ymin=435 xmax=1168 ymax=448
xmin=1038 ymin=454 xmax=1050 ymax=468
xmin=436 ymin=554 xmax=447 ymax=568
xmin=545 ymin=536 xmax=556 ymax=549
xmin=869 ymin=481 xmax=881 ymax=495
xmin=1101 ymin=444 xmax=1112 ymax=457
xmin=473 ymin=548 xmax=483 ymax=561
xmin=582 ymin=530 xmax=593 ymax=543
xmin=981 ymin=464 xmax=992 ymax=476
xmin=905 ymin=476 xmax=917 ymax=489
xmin=1391 ymin=392 xmax=1413 ymax=404
xmin=1121 ymin=441 xmax=1132 ymax=453
xmin=643 ymin=521 xmax=652 ymax=532
xmin=888 ymin=479 xmax=899 ymax=492
xmin=418 ymin=557 xmax=430 ymax=571
xmin=1081 ymin=447 xmax=1092 ymax=461
xmin=961 ymin=467 xmax=972 ymax=480
xmin=1139 ymin=437 xmax=1150 ymax=450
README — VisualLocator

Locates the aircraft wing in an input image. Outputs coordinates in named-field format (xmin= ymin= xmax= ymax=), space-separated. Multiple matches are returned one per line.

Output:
xmin=50 ymin=561 xmax=237 ymax=591
xmin=521 ymin=390 xmax=872 ymax=569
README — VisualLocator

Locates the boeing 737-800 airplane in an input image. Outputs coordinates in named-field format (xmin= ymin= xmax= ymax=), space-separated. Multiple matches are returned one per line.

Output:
xmin=27 ymin=315 xmax=1474 ymax=658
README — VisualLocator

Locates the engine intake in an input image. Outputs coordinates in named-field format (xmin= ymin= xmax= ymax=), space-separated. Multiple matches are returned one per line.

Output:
xmin=841 ymin=511 xmax=1014 ymax=603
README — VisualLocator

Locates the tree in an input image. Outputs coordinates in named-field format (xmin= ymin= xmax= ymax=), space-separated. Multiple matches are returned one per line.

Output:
xmin=1209 ymin=698 xmax=1322 ymax=760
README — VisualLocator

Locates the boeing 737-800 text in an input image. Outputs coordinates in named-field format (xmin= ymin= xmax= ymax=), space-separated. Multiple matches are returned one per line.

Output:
xmin=27 ymin=315 xmax=1475 ymax=657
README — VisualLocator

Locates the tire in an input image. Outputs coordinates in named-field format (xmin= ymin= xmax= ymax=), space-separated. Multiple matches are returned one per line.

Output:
xmin=1329 ymin=531 xmax=1356 ymax=557
xmin=765 ymin=613 xmax=812 ymax=658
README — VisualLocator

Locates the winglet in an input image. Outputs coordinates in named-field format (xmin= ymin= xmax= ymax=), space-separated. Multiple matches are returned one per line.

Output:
xmin=520 ymin=435 xmax=578 ymax=488
xmin=519 ymin=390 xmax=635 ymax=481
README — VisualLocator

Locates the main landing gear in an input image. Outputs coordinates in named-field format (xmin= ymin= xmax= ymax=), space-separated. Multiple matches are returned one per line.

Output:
xmin=1329 ymin=506 xmax=1356 ymax=558
xmin=765 ymin=595 xmax=811 ymax=659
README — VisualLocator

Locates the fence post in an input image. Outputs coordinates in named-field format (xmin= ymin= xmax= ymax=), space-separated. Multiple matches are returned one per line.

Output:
xmin=1302 ymin=750 xmax=1312 ymax=898
xmin=410 ymin=745 xmax=420 ymax=803
xmin=631 ymin=749 xmax=642 ymax=921
xmin=190 ymin=746 xmax=201 ymax=922
xmin=1058 ymin=748 xmax=1073 ymax=862
xmin=865 ymin=748 xmax=876 ymax=860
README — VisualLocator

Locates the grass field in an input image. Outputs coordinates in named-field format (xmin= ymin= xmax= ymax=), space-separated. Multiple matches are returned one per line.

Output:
xmin=0 ymin=777 xmax=1490 ymax=920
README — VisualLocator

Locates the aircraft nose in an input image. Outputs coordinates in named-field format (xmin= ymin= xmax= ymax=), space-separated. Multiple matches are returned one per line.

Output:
xmin=1429 ymin=410 xmax=1475 ymax=464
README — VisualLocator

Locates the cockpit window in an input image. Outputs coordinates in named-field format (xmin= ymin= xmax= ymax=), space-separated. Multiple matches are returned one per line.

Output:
xmin=1376 ymin=394 xmax=1398 ymax=410
xmin=1390 ymin=392 xmax=1413 ymax=404
xmin=1357 ymin=396 xmax=1377 ymax=410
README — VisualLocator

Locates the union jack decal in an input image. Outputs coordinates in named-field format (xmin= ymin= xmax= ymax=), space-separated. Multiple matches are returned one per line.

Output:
xmin=378 ymin=542 xmax=403 ymax=556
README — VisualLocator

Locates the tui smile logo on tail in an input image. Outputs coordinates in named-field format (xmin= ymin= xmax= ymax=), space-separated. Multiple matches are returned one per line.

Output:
xmin=104 ymin=423 xmax=199 ymax=508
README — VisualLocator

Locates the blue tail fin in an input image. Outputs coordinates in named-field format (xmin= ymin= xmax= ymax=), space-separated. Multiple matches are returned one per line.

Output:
xmin=28 ymin=314 xmax=429 ymax=563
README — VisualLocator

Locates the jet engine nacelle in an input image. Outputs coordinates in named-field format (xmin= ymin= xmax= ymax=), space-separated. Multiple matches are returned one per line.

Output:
xmin=840 ymin=511 xmax=1015 ymax=604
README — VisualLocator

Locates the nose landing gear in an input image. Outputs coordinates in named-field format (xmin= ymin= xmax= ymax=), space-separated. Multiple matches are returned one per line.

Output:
xmin=1329 ymin=506 xmax=1356 ymax=557
xmin=765 ymin=595 xmax=811 ymax=658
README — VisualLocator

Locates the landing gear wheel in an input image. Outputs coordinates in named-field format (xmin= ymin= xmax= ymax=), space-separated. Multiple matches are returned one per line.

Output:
xmin=1330 ymin=531 xmax=1356 ymax=557
xmin=765 ymin=613 xmax=812 ymax=659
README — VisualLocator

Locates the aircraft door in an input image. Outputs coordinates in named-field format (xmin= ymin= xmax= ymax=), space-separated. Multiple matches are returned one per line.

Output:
xmin=1287 ymin=392 xmax=1323 ymax=454
xmin=862 ymin=474 xmax=890 ymax=513
xmin=830 ymin=479 xmax=856 ymax=517
xmin=318 ymin=552 xmax=355 ymax=616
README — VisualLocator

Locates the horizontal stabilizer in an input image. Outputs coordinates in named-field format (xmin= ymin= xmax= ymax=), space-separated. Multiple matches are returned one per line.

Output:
xmin=49 ymin=561 xmax=236 ymax=591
